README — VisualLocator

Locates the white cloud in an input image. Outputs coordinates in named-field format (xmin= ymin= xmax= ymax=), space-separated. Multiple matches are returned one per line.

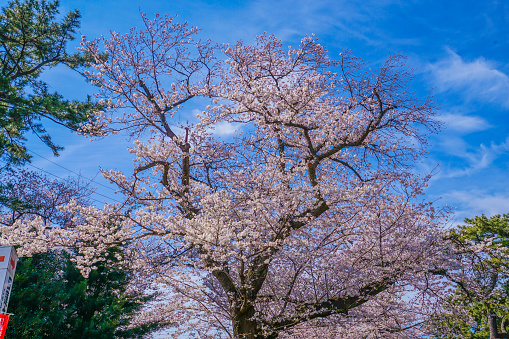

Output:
xmin=191 ymin=0 xmax=400 ymax=48
xmin=211 ymin=121 xmax=240 ymax=136
xmin=438 ymin=136 xmax=509 ymax=178
xmin=442 ymin=190 xmax=509 ymax=221
xmin=428 ymin=48 xmax=509 ymax=107
xmin=437 ymin=113 xmax=492 ymax=133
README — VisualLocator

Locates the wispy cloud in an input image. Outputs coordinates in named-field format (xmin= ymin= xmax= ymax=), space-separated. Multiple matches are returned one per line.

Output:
xmin=191 ymin=109 xmax=241 ymax=137
xmin=428 ymin=48 xmax=509 ymax=107
xmin=440 ymin=136 xmax=509 ymax=178
xmin=443 ymin=190 xmax=509 ymax=221
xmin=212 ymin=121 xmax=240 ymax=136
xmin=437 ymin=113 xmax=492 ymax=133
xmin=183 ymin=0 xmax=400 ymax=49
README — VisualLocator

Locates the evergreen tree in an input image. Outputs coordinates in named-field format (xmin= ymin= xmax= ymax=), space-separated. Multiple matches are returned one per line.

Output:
xmin=0 ymin=171 xmax=164 ymax=338
xmin=0 ymin=0 xmax=101 ymax=259
xmin=431 ymin=214 xmax=509 ymax=338
xmin=6 ymin=249 xmax=162 ymax=339
xmin=0 ymin=0 xmax=99 ymax=166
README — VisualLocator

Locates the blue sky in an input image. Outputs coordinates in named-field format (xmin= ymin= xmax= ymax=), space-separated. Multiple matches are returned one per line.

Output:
xmin=27 ymin=0 xmax=509 ymax=222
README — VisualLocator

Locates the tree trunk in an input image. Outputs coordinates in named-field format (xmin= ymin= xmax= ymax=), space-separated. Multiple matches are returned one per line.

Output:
xmin=232 ymin=303 xmax=278 ymax=339
xmin=232 ymin=304 xmax=259 ymax=339
xmin=490 ymin=313 xmax=498 ymax=339
xmin=489 ymin=313 xmax=509 ymax=338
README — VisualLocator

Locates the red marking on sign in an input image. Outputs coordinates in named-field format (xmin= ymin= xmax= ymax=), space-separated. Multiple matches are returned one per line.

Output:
xmin=0 ymin=314 xmax=9 ymax=338
xmin=0 ymin=257 xmax=4 ymax=263
xmin=9 ymin=259 xmax=14 ymax=270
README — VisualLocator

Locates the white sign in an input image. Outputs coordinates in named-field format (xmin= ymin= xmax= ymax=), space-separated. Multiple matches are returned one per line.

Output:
xmin=0 ymin=246 xmax=18 ymax=314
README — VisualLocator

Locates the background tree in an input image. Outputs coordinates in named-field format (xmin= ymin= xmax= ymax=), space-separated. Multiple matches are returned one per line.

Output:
xmin=7 ymin=248 xmax=162 ymax=339
xmin=0 ymin=0 xmax=101 ymax=225
xmin=0 ymin=3 xmax=162 ymax=337
xmin=0 ymin=0 xmax=99 ymax=166
xmin=0 ymin=169 xmax=90 ymax=228
xmin=0 ymin=170 xmax=164 ymax=339
xmin=430 ymin=214 xmax=509 ymax=338
xmin=1 ymin=15 xmax=447 ymax=338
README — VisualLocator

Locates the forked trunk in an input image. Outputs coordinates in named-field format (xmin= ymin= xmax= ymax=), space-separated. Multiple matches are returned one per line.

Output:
xmin=233 ymin=304 xmax=258 ymax=339
xmin=232 ymin=304 xmax=277 ymax=339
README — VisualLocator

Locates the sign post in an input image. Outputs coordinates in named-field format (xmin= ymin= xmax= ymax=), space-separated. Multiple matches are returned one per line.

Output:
xmin=0 ymin=246 xmax=18 ymax=339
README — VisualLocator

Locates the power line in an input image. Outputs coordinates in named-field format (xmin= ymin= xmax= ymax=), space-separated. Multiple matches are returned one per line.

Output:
xmin=28 ymin=148 xmax=118 ymax=193
xmin=0 ymin=159 xmax=124 ymax=205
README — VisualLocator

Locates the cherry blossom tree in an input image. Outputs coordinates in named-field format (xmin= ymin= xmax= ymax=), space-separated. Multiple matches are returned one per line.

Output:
xmin=428 ymin=214 xmax=509 ymax=338
xmin=1 ymin=14 xmax=448 ymax=338
xmin=0 ymin=170 xmax=164 ymax=338
xmin=0 ymin=169 xmax=91 ymax=228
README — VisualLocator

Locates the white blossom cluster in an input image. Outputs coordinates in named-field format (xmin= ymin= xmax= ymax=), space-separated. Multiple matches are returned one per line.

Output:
xmin=0 ymin=15 xmax=470 ymax=338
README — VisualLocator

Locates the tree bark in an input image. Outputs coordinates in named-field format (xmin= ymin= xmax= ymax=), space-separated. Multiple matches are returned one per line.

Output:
xmin=488 ymin=313 xmax=509 ymax=339
xmin=232 ymin=304 xmax=281 ymax=339
xmin=232 ymin=303 xmax=259 ymax=339
xmin=490 ymin=313 xmax=498 ymax=339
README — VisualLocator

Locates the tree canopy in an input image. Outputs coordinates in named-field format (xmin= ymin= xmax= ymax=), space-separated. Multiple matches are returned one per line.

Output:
xmin=430 ymin=214 xmax=509 ymax=338
xmin=0 ymin=14 xmax=450 ymax=338
xmin=0 ymin=0 xmax=98 ymax=166
xmin=0 ymin=170 xmax=163 ymax=338
xmin=7 ymin=249 xmax=162 ymax=339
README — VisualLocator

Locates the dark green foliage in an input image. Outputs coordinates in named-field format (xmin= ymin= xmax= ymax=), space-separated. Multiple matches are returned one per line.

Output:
xmin=0 ymin=2 xmax=149 ymax=337
xmin=0 ymin=172 xmax=162 ymax=338
xmin=432 ymin=214 xmax=509 ymax=338
xmin=6 ymin=249 xmax=162 ymax=339
xmin=0 ymin=0 xmax=99 ymax=166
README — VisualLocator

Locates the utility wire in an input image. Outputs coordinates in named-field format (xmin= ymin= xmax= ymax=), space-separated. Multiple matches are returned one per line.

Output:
xmin=28 ymin=148 xmax=118 ymax=193
xmin=0 ymin=159 xmax=124 ymax=205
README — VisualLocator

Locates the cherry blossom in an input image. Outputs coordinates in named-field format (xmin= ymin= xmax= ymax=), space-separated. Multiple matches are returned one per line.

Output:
xmin=1 ymin=15 xmax=451 ymax=338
